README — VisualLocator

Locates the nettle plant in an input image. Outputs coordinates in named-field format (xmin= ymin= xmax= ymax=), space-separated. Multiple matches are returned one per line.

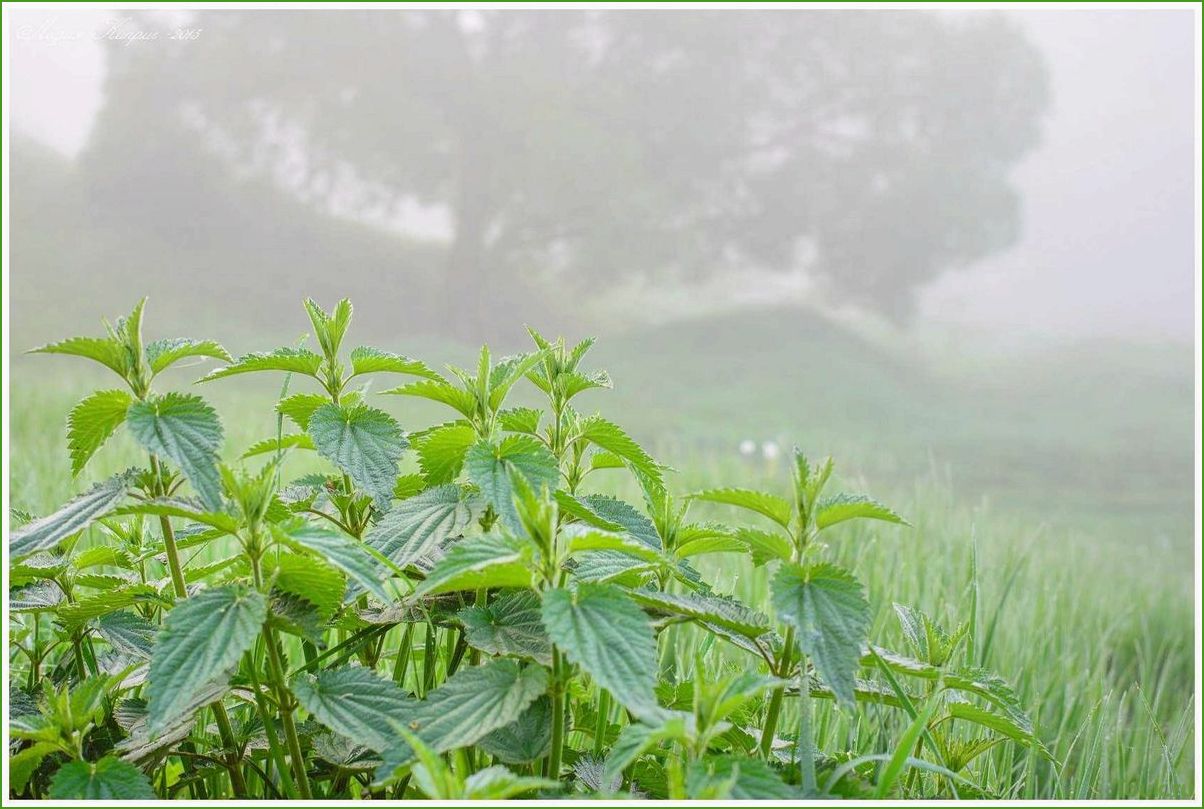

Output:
xmin=8 ymin=299 xmax=1049 ymax=801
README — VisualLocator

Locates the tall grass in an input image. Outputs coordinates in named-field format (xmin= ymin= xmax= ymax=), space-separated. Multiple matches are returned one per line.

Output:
xmin=8 ymin=367 xmax=1194 ymax=799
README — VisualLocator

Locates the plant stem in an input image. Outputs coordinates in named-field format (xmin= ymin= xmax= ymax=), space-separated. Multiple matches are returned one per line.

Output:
xmin=245 ymin=647 xmax=297 ymax=798
xmin=252 ymin=554 xmax=313 ymax=799
xmin=593 ymin=688 xmax=610 ymax=757
xmin=547 ymin=647 xmax=566 ymax=780
xmin=758 ymin=624 xmax=796 ymax=757
xmin=421 ymin=625 xmax=437 ymax=697
xmin=150 ymin=455 xmax=189 ymax=598
xmin=392 ymin=624 xmax=414 ymax=684
xmin=263 ymin=628 xmax=313 ymax=799
xmin=797 ymin=652 xmax=817 ymax=795
xmin=211 ymin=702 xmax=249 ymax=798
xmin=151 ymin=455 xmax=247 ymax=796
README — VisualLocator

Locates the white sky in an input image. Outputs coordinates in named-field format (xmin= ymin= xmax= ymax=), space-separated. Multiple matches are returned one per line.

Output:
xmin=4 ymin=7 xmax=1199 ymax=340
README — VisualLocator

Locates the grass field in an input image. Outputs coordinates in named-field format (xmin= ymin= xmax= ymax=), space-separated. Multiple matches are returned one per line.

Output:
xmin=6 ymin=309 xmax=1196 ymax=799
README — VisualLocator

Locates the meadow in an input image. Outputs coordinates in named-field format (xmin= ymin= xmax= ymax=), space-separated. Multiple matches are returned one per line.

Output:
xmin=6 ymin=303 xmax=1195 ymax=800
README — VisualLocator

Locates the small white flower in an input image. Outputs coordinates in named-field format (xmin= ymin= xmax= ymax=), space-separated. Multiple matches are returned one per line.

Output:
xmin=738 ymin=439 xmax=757 ymax=456
xmin=761 ymin=441 xmax=780 ymax=460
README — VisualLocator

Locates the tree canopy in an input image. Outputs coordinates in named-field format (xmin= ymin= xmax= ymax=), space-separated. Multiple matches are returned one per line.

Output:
xmin=83 ymin=10 xmax=1047 ymax=337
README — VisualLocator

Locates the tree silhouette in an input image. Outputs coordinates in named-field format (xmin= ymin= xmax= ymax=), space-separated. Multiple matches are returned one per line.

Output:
xmin=83 ymin=10 xmax=1047 ymax=338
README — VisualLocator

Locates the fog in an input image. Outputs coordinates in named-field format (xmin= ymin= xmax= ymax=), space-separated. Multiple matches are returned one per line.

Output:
xmin=4 ymin=8 xmax=1197 ymax=541
xmin=5 ymin=8 xmax=1196 ymax=344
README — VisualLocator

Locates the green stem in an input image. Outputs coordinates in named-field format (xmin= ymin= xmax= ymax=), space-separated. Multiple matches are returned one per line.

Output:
xmin=211 ymin=702 xmax=249 ymax=798
xmin=758 ymin=625 xmax=796 ymax=758
xmin=797 ymin=652 xmax=816 ymax=795
xmin=159 ymin=523 xmax=186 ymax=594
xmin=263 ymin=629 xmax=312 ymax=799
xmin=151 ymin=456 xmax=246 ymax=796
xmin=29 ymin=617 xmax=41 ymax=690
xmin=70 ymin=634 xmax=87 ymax=680
xmin=756 ymin=626 xmax=794 ymax=760
xmin=341 ymin=472 xmax=360 ymax=535
xmin=547 ymin=647 xmax=566 ymax=780
xmin=593 ymin=688 xmax=610 ymax=757
xmin=246 ymin=647 xmax=297 ymax=798
xmin=421 ymin=625 xmax=437 ymax=697
xmin=252 ymin=554 xmax=313 ymax=799
xmin=393 ymin=624 xmax=415 ymax=685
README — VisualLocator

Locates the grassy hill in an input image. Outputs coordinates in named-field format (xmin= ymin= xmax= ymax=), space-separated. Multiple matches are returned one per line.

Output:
xmin=595 ymin=308 xmax=1193 ymax=544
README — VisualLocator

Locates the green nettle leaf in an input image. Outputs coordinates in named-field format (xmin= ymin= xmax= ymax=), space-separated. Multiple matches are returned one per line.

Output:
xmin=558 ymin=370 xmax=613 ymax=401
xmin=10 ymin=580 xmax=67 ymax=611
xmin=564 ymin=526 xmax=664 ymax=564
xmin=198 ymin=347 xmax=325 ymax=382
xmin=307 ymin=403 xmax=408 ymax=511
xmin=458 ymin=590 xmax=552 ymax=666
xmin=415 ymin=423 xmax=477 ymax=484
xmin=603 ymin=716 xmax=687 ymax=783
xmin=690 ymin=488 xmax=794 ymax=529
xmin=497 ymin=407 xmax=542 ymax=435
xmin=413 ymin=533 xmax=535 ymax=597
xmin=771 ymin=562 xmax=871 ymax=706
xmin=10 ymin=742 xmax=58 ymax=794
xmin=73 ymin=545 xmax=136 ymax=570
xmin=48 ymin=756 xmax=156 ymax=800
xmin=555 ymin=492 xmax=625 ymax=531
xmin=542 ymin=584 xmax=659 ymax=718
xmin=577 ymin=495 xmax=661 ymax=550
xmin=462 ymin=765 xmax=558 ymax=799
xmin=463 ymin=435 xmax=559 ymax=530
xmin=147 ymin=585 xmax=266 ymax=733
xmin=241 ymin=433 xmax=316 ymax=459
xmin=277 ymin=392 xmax=340 ymax=431
xmin=311 ymin=730 xmax=381 ymax=770
xmin=686 ymin=755 xmax=794 ymax=799
xmin=377 ymin=659 xmax=548 ymax=780
xmin=145 ymin=338 xmax=233 ymax=375
xmin=66 ymin=389 xmax=133 ymax=475
xmin=11 ymin=552 xmax=68 ymax=586
xmin=291 ymin=666 xmax=417 ymax=752
xmin=126 ymin=393 xmax=224 ymax=511
xmin=673 ymin=524 xmax=745 ymax=558
xmin=349 ymin=346 xmax=440 ymax=380
xmin=569 ymin=550 xmax=658 ymax=586
xmin=382 ymin=379 xmax=477 ymax=420
xmin=734 ymin=527 xmax=794 ymax=566
xmin=114 ymin=497 xmax=240 ymax=535
xmin=115 ymin=680 xmax=230 ymax=764
xmin=365 ymin=485 xmax=478 ymax=570
xmin=267 ymin=552 xmax=346 ymax=618
xmin=477 ymin=696 xmax=553 ymax=764
xmin=10 ymin=471 xmax=136 ymax=559
xmin=869 ymin=647 xmax=1038 ymax=741
xmin=277 ymin=521 xmax=392 ymax=603
xmin=271 ymin=592 xmax=328 ymax=643
xmin=626 ymin=589 xmax=771 ymax=640
xmin=815 ymin=493 xmax=908 ymax=530
xmin=57 ymin=585 xmax=165 ymax=629
xmin=576 ymin=416 xmax=663 ymax=488
xmin=946 ymin=701 xmax=1049 ymax=756
xmin=29 ymin=335 xmax=132 ymax=378
xmin=304 ymin=297 xmax=354 ymax=358
xmin=487 ymin=351 xmax=548 ymax=411
xmin=94 ymin=611 xmax=158 ymax=659
xmin=393 ymin=473 xmax=428 ymax=500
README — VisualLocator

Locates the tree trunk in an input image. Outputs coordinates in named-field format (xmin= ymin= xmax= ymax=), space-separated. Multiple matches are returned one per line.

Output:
xmin=442 ymin=152 xmax=492 ymax=344
xmin=442 ymin=221 xmax=488 ymax=344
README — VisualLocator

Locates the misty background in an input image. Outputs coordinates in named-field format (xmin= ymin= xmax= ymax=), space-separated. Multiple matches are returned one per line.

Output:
xmin=5 ymin=9 xmax=1197 ymax=550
